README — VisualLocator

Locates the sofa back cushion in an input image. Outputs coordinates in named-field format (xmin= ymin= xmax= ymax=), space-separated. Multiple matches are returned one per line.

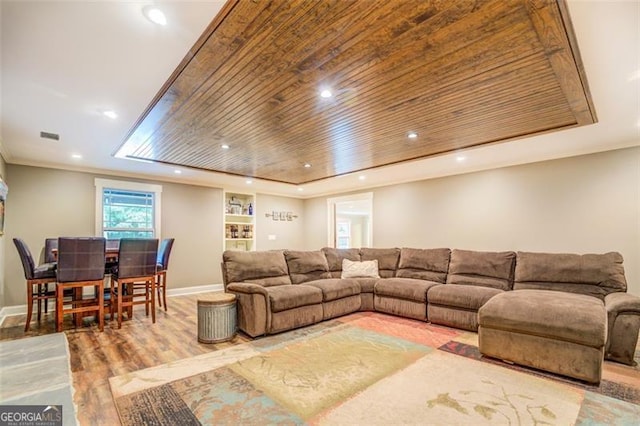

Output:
xmin=396 ymin=248 xmax=450 ymax=283
xmin=322 ymin=247 xmax=361 ymax=278
xmin=285 ymin=250 xmax=331 ymax=284
xmin=223 ymin=250 xmax=291 ymax=287
xmin=514 ymin=251 xmax=627 ymax=298
xmin=360 ymin=248 xmax=400 ymax=278
xmin=446 ymin=249 xmax=516 ymax=291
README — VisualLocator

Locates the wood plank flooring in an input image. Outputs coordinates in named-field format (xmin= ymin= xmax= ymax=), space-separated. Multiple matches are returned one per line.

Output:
xmin=3 ymin=294 xmax=639 ymax=425
xmin=0 ymin=292 xmax=249 ymax=426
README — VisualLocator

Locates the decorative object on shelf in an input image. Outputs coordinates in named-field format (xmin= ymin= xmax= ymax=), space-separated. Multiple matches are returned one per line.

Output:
xmin=226 ymin=196 xmax=243 ymax=215
xmin=265 ymin=211 xmax=298 ymax=221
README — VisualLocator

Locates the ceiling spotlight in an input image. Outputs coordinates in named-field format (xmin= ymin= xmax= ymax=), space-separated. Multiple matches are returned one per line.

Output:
xmin=103 ymin=110 xmax=118 ymax=119
xmin=144 ymin=7 xmax=167 ymax=26
xmin=221 ymin=144 xmax=230 ymax=149
xmin=304 ymin=163 xmax=312 ymax=168
xmin=320 ymin=89 xmax=333 ymax=98
xmin=246 ymin=179 xmax=253 ymax=184
xmin=71 ymin=154 xmax=82 ymax=159
xmin=407 ymin=131 xmax=418 ymax=139
xmin=297 ymin=187 xmax=304 ymax=192
xmin=358 ymin=175 xmax=366 ymax=181
xmin=174 ymin=169 xmax=182 ymax=174
xmin=456 ymin=155 xmax=466 ymax=162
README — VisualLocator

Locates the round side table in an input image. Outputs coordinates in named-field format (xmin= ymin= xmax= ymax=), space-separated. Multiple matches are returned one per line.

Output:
xmin=197 ymin=293 xmax=237 ymax=343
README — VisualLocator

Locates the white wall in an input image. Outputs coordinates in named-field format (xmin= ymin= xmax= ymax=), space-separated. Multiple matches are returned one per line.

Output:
xmin=2 ymin=165 xmax=301 ymax=307
xmin=255 ymin=194 xmax=305 ymax=250
xmin=303 ymin=147 xmax=640 ymax=296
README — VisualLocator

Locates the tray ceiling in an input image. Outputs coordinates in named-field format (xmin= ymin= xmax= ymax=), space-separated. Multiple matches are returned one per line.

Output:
xmin=116 ymin=0 xmax=596 ymax=185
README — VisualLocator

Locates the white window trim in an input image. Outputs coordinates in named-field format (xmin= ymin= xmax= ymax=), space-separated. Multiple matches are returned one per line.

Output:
xmin=94 ymin=178 xmax=163 ymax=238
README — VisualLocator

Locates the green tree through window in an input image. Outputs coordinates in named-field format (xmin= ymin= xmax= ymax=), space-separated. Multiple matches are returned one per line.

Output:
xmin=102 ymin=189 xmax=155 ymax=239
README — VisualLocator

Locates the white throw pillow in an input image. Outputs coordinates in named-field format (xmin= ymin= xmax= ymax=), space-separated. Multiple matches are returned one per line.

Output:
xmin=341 ymin=258 xmax=380 ymax=279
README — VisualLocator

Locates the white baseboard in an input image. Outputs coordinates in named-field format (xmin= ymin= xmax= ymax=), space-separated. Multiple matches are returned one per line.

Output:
xmin=166 ymin=284 xmax=224 ymax=297
xmin=0 ymin=283 xmax=224 ymax=326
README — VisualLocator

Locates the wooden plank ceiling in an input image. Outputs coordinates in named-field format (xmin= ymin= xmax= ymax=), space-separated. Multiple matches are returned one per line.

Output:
xmin=118 ymin=0 xmax=596 ymax=185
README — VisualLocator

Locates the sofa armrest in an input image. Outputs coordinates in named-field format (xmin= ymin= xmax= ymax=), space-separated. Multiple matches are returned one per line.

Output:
xmin=226 ymin=282 xmax=271 ymax=337
xmin=604 ymin=292 xmax=640 ymax=365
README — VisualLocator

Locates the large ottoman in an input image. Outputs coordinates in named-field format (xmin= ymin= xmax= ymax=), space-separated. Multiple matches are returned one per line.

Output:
xmin=478 ymin=289 xmax=607 ymax=383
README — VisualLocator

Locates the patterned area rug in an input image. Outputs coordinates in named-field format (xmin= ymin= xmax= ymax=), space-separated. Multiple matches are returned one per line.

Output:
xmin=110 ymin=312 xmax=640 ymax=425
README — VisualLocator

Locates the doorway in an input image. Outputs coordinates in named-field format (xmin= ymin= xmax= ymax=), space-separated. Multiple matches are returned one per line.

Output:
xmin=327 ymin=192 xmax=373 ymax=248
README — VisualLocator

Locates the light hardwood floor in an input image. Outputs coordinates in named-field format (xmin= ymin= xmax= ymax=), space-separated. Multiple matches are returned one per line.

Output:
xmin=0 ymin=292 xmax=249 ymax=426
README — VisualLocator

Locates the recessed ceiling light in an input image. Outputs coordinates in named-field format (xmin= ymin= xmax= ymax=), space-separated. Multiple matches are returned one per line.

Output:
xmin=71 ymin=154 xmax=82 ymax=159
xmin=221 ymin=144 xmax=229 ymax=149
xmin=174 ymin=169 xmax=182 ymax=174
xmin=103 ymin=110 xmax=118 ymax=119
xmin=297 ymin=187 xmax=304 ymax=192
xmin=246 ymin=179 xmax=253 ymax=184
xmin=320 ymin=89 xmax=333 ymax=98
xmin=407 ymin=131 xmax=418 ymax=139
xmin=456 ymin=155 xmax=466 ymax=162
xmin=304 ymin=163 xmax=312 ymax=168
xmin=358 ymin=175 xmax=366 ymax=181
xmin=144 ymin=7 xmax=167 ymax=26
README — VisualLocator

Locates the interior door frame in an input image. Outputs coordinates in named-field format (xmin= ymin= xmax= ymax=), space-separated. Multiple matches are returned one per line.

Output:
xmin=327 ymin=192 xmax=373 ymax=248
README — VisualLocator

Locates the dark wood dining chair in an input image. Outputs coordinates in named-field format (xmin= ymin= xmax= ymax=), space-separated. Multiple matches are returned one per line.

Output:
xmin=155 ymin=238 xmax=175 ymax=311
xmin=110 ymin=238 xmax=158 ymax=329
xmin=13 ymin=238 xmax=57 ymax=332
xmin=56 ymin=237 xmax=106 ymax=332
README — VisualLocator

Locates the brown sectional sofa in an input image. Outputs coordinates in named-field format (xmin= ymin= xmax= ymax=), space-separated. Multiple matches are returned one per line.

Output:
xmin=221 ymin=247 xmax=640 ymax=383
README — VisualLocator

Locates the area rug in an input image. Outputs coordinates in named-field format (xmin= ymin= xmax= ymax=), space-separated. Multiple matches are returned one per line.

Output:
xmin=110 ymin=312 xmax=640 ymax=425
xmin=0 ymin=333 xmax=78 ymax=426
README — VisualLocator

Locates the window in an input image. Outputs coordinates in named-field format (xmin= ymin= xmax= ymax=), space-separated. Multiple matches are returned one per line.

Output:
xmin=95 ymin=178 xmax=162 ymax=239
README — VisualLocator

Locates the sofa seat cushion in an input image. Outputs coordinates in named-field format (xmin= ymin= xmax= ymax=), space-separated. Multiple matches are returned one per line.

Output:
xmin=479 ymin=290 xmax=606 ymax=348
xmin=305 ymin=279 xmax=361 ymax=302
xmin=266 ymin=285 xmax=323 ymax=313
xmin=428 ymin=285 xmax=503 ymax=311
xmin=375 ymin=278 xmax=440 ymax=302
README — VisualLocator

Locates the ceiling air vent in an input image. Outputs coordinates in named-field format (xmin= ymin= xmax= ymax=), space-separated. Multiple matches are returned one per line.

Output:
xmin=40 ymin=131 xmax=59 ymax=141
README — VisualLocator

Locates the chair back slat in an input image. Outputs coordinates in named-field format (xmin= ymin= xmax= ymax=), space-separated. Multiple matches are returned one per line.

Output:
xmin=44 ymin=238 xmax=58 ymax=263
xmin=117 ymin=239 xmax=158 ymax=279
xmin=57 ymin=237 xmax=106 ymax=282
xmin=157 ymin=238 xmax=175 ymax=270
xmin=13 ymin=238 xmax=36 ymax=280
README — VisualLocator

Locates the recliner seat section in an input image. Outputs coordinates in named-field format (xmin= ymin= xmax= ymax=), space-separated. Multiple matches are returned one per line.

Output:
xmin=374 ymin=248 xmax=448 ymax=320
xmin=284 ymin=250 xmax=361 ymax=320
xmin=427 ymin=249 xmax=516 ymax=331
xmin=478 ymin=252 xmax=640 ymax=372
xmin=222 ymin=246 xmax=640 ymax=381
xmin=321 ymin=247 xmax=374 ymax=310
